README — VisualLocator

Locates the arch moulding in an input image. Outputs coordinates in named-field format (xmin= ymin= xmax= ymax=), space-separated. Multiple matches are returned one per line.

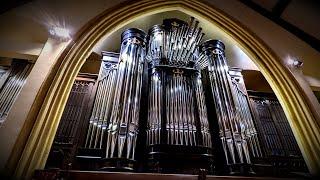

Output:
xmin=8 ymin=0 xmax=320 ymax=178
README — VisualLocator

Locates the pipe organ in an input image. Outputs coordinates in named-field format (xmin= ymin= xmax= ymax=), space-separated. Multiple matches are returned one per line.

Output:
xmin=79 ymin=29 xmax=148 ymax=170
xmin=199 ymin=40 xmax=252 ymax=173
xmin=229 ymin=68 xmax=262 ymax=159
xmin=46 ymin=74 xmax=97 ymax=169
xmin=146 ymin=18 xmax=212 ymax=173
xmin=106 ymin=28 xmax=146 ymax=162
xmin=249 ymin=93 xmax=301 ymax=157
xmin=84 ymin=53 xmax=118 ymax=150
xmin=45 ymin=16 xmax=306 ymax=176
xmin=248 ymin=92 xmax=306 ymax=173
xmin=0 ymin=60 xmax=32 ymax=123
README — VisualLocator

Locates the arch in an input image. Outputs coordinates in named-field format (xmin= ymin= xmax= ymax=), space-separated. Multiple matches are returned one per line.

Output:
xmin=10 ymin=0 xmax=320 ymax=178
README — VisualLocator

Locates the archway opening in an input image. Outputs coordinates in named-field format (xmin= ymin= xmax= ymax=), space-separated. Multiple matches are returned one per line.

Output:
xmin=45 ymin=9 xmax=307 ymax=176
xmin=12 ymin=1 xmax=320 ymax=178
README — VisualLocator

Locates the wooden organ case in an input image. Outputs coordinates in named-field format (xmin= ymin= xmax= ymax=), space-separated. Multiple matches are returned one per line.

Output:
xmin=45 ymin=17 xmax=307 ymax=177
xmin=248 ymin=91 xmax=307 ymax=175
xmin=46 ymin=73 xmax=97 ymax=170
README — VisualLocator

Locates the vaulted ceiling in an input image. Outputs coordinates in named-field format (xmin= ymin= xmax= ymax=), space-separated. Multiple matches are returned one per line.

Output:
xmin=0 ymin=0 xmax=319 ymax=89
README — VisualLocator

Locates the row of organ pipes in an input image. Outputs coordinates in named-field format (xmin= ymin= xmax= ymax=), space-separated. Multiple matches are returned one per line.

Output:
xmin=76 ymin=17 xmax=304 ymax=174
xmin=229 ymin=69 xmax=262 ymax=158
xmin=146 ymin=18 xmax=211 ymax=150
xmin=0 ymin=60 xmax=32 ymax=123
xmin=248 ymin=94 xmax=301 ymax=157
xmin=85 ymin=57 xmax=118 ymax=150
xmin=84 ymin=30 xmax=147 ymax=163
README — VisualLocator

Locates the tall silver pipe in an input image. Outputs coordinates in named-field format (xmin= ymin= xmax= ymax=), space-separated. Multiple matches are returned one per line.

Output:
xmin=147 ymin=70 xmax=162 ymax=145
xmin=0 ymin=61 xmax=32 ymax=122
xmin=106 ymin=28 xmax=147 ymax=160
xmin=229 ymin=69 xmax=262 ymax=158
xmin=84 ymin=60 xmax=118 ymax=149
xmin=199 ymin=40 xmax=251 ymax=165
xmin=146 ymin=18 xmax=211 ymax=149
xmin=194 ymin=72 xmax=211 ymax=147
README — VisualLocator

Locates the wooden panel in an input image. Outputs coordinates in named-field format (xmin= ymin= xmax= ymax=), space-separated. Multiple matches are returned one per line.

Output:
xmin=248 ymin=91 xmax=307 ymax=173
xmin=46 ymin=73 xmax=97 ymax=169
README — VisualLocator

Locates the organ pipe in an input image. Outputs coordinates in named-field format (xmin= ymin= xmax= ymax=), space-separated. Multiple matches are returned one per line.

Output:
xmin=85 ymin=57 xmax=118 ymax=149
xmin=229 ymin=68 xmax=262 ymax=158
xmin=199 ymin=40 xmax=251 ymax=166
xmin=58 ymin=80 xmax=93 ymax=144
xmin=268 ymin=100 xmax=301 ymax=156
xmin=72 ymin=16 xmax=305 ymax=174
xmin=0 ymin=60 xmax=32 ymax=122
xmin=146 ymin=18 xmax=211 ymax=150
xmin=249 ymin=95 xmax=301 ymax=157
xmin=106 ymin=28 xmax=147 ymax=160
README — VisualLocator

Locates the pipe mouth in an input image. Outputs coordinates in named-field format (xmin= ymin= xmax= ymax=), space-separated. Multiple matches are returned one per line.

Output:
xmin=148 ymin=24 xmax=164 ymax=35
xmin=121 ymin=28 xmax=147 ymax=43
xmin=199 ymin=39 xmax=225 ymax=53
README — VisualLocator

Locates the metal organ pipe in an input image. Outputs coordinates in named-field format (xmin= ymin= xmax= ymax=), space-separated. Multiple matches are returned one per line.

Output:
xmin=0 ymin=61 xmax=32 ymax=122
xmin=106 ymin=28 xmax=147 ymax=160
xmin=199 ymin=40 xmax=251 ymax=167
xmin=229 ymin=69 xmax=262 ymax=158
xmin=146 ymin=18 xmax=212 ymax=155
xmin=77 ymin=17 xmax=270 ymax=173
xmin=194 ymin=72 xmax=212 ymax=147
xmin=84 ymin=60 xmax=118 ymax=149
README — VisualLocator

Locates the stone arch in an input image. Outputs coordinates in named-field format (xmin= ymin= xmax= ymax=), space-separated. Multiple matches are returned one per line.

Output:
xmin=11 ymin=0 xmax=320 ymax=178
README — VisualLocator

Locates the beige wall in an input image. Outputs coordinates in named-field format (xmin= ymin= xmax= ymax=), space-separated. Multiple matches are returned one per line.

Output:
xmin=207 ymin=0 xmax=320 ymax=121
xmin=206 ymin=0 xmax=320 ymax=79
xmin=0 ymin=38 xmax=69 ymax=170
xmin=282 ymin=0 xmax=320 ymax=40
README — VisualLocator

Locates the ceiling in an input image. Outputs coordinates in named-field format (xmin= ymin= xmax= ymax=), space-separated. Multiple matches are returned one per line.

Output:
xmin=0 ymin=0 xmax=32 ymax=15
xmin=1 ymin=0 xmax=318 ymax=48
xmin=0 ymin=0 xmax=319 ymax=88
xmin=255 ymin=0 xmax=320 ymax=40
xmin=241 ymin=0 xmax=320 ymax=52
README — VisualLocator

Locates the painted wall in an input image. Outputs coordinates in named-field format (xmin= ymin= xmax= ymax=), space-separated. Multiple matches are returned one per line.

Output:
xmin=207 ymin=0 xmax=320 ymax=78
xmin=281 ymin=0 xmax=320 ymax=40
xmin=0 ymin=38 xmax=69 ymax=171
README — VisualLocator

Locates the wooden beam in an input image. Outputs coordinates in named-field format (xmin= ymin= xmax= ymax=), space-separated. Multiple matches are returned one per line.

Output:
xmin=239 ymin=0 xmax=320 ymax=52
xmin=272 ymin=0 xmax=291 ymax=17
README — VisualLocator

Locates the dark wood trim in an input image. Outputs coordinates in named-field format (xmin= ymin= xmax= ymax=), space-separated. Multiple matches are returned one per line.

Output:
xmin=239 ymin=0 xmax=320 ymax=52
xmin=45 ymin=74 xmax=98 ymax=169
xmin=272 ymin=0 xmax=291 ymax=17
xmin=76 ymin=73 xmax=98 ymax=82
xmin=0 ymin=0 xmax=32 ymax=14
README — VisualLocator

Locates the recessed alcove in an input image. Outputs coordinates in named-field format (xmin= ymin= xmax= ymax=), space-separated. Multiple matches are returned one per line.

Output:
xmin=43 ymin=9 xmax=307 ymax=177
xmin=92 ymin=10 xmax=259 ymax=71
xmin=82 ymin=10 xmax=269 ymax=94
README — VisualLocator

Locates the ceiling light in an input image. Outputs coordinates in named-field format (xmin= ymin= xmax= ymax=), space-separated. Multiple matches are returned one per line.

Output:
xmin=293 ymin=59 xmax=303 ymax=68
xmin=286 ymin=56 xmax=303 ymax=69
xmin=49 ymin=26 xmax=71 ymax=40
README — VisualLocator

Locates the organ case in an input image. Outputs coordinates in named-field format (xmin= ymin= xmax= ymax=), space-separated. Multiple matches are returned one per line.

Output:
xmin=145 ymin=18 xmax=213 ymax=173
xmin=44 ymin=16 xmax=307 ymax=176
